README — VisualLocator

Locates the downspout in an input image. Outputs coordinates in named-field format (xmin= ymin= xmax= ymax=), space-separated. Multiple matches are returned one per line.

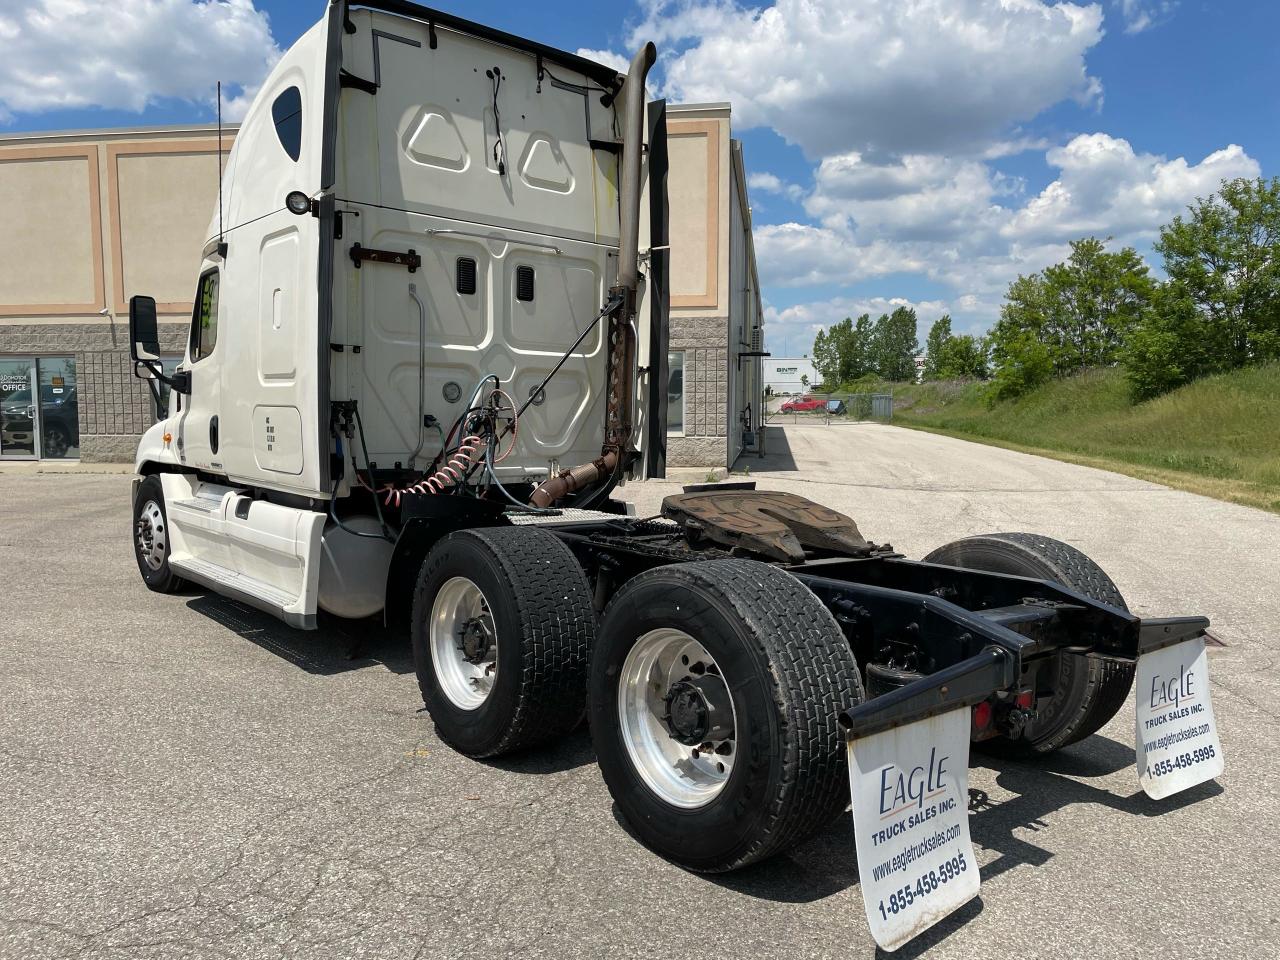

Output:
xmin=531 ymin=42 xmax=657 ymax=508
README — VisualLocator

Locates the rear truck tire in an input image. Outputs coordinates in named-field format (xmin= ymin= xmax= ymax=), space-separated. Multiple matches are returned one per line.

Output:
xmin=411 ymin=526 xmax=594 ymax=758
xmin=132 ymin=475 xmax=185 ymax=593
xmin=589 ymin=558 xmax=865 ymax=872
xmin=922 ymin=532 xmax=1134 ymax=757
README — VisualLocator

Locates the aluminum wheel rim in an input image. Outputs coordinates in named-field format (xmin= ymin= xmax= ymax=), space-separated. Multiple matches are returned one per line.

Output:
xmin=430 ymin=576 xmax=498 ymax=710
xmin=618 ymin=628 xmax=738 ymax=809
xmin=135 ymin=499 xmax=166 ymax=571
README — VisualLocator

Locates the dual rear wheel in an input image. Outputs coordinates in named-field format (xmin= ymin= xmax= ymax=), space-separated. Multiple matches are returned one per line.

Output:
xmin=411 ymin=526 xmax=1132 ymax=870
xmin=411 ymin=530 xmax=864 ymax=872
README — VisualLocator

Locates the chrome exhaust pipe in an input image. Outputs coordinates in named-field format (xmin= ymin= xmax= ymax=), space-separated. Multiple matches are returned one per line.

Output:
xmin=617 ymin=42 xmax=656 ymax=295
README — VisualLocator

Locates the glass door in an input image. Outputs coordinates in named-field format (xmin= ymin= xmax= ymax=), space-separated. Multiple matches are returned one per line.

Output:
xmin=36 ymin=357 xmax=79 ymax=459
xmin=0 ymin=358 xmax=38 ymax=459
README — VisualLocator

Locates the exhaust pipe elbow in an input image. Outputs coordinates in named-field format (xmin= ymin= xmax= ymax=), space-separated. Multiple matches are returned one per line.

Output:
xmin=529 ymin=452 xmax=618 ymax=508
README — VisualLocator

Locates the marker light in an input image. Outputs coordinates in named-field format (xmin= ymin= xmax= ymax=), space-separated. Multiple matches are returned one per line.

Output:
xmin=973 ymin=700 xmax=993 ymax=731
xmin=285 ymin=190 xmax=312 ymax=215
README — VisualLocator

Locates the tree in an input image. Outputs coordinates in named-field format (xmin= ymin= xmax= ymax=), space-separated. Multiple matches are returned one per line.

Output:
xmin=922 ymin=316 xmax=989 ymax=380
xmin=1125 ymin=177 xmax=1280 ymax=397
xmin=989 ymin=237 xmax=1153 ymax=397
xmin=1123 ymin=286 xmax=1212 ymax=401
xmin=800 ymin=373 xmax=809 ymax=390
xmin=846 ymin=314 xmax=875 ymax=381
xmin=942 ymin=337 xmax=989 ymax=380
xmin=987 ymin=330 xmax=1053 ymax=403
xmin=922 ymin=315 xmax=952 ymax=380
xmin=870 ymin=307 xmax=919 ymax=381
xmin=811 ymin=314 xmax=875 ymax=387
xmin=1042 ymin=239 xmax=1152 ymax=372
xmin=812 ymin=328 xmax=837 ymax=385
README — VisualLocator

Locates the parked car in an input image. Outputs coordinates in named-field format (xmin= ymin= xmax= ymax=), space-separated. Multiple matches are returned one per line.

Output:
xmin=780 ymin=395 xmax=825 ymax=413
xmin=826 ymin=399 xmax=846 ymax=415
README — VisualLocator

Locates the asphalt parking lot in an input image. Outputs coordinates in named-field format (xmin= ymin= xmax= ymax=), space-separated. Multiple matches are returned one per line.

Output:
xmin=2 ymin=422 xmax=1278 ymax=959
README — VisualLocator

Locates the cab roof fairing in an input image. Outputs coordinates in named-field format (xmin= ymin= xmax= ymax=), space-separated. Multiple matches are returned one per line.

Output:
xmin=206 ymin=1 xmax=631 ymax=251
xmin=202 ymin=18 xmax=329 ymax=249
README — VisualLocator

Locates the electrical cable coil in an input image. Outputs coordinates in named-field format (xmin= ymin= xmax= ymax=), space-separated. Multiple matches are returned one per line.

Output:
xmin=381 ymin=434 xmax=485 ymax=507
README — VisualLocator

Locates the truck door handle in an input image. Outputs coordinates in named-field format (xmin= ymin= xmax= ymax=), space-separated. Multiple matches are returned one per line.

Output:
xmin=209 ymin=415 xmax=220 ymax=454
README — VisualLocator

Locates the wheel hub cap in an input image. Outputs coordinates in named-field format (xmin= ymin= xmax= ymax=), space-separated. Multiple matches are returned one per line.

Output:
xmin=663 ymin=675 xmax=733 ymax=745
xmin=135 ymin=500 xmax=166 ymax=571
xmin=429 ymin=577 xmax=497 ymax=710
xmin=617 ymin=628 xmax=739 ymax=809
xmin=459 ymin=617 xmax=492 ymax=663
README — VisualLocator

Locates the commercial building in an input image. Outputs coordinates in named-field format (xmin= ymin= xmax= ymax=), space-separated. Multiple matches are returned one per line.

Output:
xmin=0 ymin=106 xmax=762 ymax=467
xmin=763 ymin=357 xmax=819 ymax=395
xmin=0 ymin=124 xmax=226 ymax=462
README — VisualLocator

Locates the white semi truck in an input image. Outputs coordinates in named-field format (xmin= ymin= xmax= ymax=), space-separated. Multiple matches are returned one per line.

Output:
xmin=128 ymin=2 xmax=1222 ymax=950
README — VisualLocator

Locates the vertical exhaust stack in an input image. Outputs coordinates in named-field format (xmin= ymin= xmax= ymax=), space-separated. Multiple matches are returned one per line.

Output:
xmin=615 ymin=42 xmax=657 ymax=298
xmin=531 ymin=42 xmax=657 ymax=508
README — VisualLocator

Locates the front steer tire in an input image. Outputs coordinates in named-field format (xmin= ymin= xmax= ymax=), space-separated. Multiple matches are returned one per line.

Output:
xmin=411 ymin=526 xmax=594 ymax=758
xmin=132 ymin=475 xmax=185 ymax=593
xmin=590 ymin=559 xmax=865 ymax=873
xmin=923 ymin=532 xmax=1134 ymax=757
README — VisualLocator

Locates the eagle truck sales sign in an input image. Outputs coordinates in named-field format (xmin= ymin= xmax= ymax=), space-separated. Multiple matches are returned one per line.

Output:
xmin=1135 ymin=636 xmax=1224 ymax=799
xmin=849 ymin=707 xmax=979 ymax=951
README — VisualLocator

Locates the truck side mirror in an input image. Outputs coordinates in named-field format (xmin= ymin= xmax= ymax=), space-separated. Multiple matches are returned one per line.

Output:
xmin=129 ymin=295 xmax=161 ymax=362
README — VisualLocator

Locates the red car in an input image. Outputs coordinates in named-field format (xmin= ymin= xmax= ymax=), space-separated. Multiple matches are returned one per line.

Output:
xmin=780 ymin=395 xmax=825 ymax=413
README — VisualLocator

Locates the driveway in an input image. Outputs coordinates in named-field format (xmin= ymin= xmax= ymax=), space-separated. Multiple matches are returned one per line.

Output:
xmin=1 ymin=425 xmax=1277 ymax=959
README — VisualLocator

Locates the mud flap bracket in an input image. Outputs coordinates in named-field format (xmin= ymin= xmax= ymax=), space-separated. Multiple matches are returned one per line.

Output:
xmin=840 ymin=646 xmax=1018 ymax=742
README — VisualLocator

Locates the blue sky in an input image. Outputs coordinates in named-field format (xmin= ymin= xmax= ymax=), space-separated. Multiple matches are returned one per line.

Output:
xmin=3 ymin=1 xmax=1275 ymax=355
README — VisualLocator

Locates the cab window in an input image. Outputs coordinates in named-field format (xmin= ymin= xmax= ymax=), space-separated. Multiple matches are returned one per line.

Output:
xmin=191 ymin=270 xmax=219 ymax=361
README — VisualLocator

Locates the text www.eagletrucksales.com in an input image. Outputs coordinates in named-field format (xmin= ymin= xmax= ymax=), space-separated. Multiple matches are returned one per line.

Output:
xmin=1143 ymin=722 xmax=1210 ymax=755
xmin=871 ymin=824 xmax=963 ymax=882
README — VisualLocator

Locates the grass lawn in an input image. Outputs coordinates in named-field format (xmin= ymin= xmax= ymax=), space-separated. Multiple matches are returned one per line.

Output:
xmin=845 ymin=364 xmax=1280 ymax=514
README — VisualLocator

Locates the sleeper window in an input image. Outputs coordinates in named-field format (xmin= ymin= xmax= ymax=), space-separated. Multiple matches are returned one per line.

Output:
xmin=271 ymin=86 xmax=303 ymax=162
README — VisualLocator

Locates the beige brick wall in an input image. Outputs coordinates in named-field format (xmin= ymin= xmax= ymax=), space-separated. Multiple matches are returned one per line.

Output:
xmin=668 ymin=315 xmax=728 ymax=467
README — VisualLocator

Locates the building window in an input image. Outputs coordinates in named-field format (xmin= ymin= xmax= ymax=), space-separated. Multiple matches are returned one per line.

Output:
xmin=191 ymin=269 xmax=219 ymax=361
xmin=271 ymin=86 xmax=303 ymax=162
xmin=667 ymin=350 xmax=685 ymax=435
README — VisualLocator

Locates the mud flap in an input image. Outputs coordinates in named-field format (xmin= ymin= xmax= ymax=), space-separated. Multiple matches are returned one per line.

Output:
xmin=1135 ymin=635 xmax=1224 ymax=799
xmin=848 ymin=707 xmax=980 ymax=952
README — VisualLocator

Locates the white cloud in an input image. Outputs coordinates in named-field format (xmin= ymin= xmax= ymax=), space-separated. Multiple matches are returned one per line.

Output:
xmin=1003 ymin=134 xmax=1259 ymax=243
xmin=0 ymin=0 xmax=279 ymax=122
xmin=575 ymin=47 xmax=631 ymax=75
xmin=757 ymin=134 xmax=1258 ymax=336
xmin=1116 ymin=1 xmax=1178 ymax=34
xmin=753 ymin=222 xmax=923 ymax=288
xmin=634 ymin=0 xmax=1105 ymax=157
xmin=803 ymin=152 xmax=1017 ymax=243
xmin=748 ymin=171 xmax=805 ymax=202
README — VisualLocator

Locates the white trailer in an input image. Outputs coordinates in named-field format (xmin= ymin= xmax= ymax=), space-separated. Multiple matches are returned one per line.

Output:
xmin=127 ymin=3 xmax=1222 ymax=950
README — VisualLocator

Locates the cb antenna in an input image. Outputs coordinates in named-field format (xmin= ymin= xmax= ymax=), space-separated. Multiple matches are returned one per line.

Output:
xmin=216 ymin=80 xmax=225 ymax=252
